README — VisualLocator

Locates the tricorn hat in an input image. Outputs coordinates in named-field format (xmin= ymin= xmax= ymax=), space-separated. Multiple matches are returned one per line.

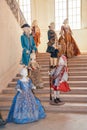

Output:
xmin=21 ymin=23 xmax=30 ymax=28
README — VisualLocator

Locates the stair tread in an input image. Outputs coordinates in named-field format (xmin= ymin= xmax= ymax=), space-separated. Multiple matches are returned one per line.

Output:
xmin=1 ymin=103 xmax=87 ymax=111
xmin=69 ymin=71 xmax=87 ymax=73
xmin=1 ymin=93 xmax=87 ymax=97
xmin=69 ymin=76 xmax=87 ymax=77
xmin=44 ymin=102 xmax=87 ymax=107
xmin=3 ymin=86 xmax=87 ymax=91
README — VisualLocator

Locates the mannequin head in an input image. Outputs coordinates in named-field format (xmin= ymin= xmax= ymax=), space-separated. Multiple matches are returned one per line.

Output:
xmin=63 ymin=18 xmax=68 ymax=25
xmin=20 ymin=67 xmax=28 ymax=77
xmin=48 ymin=22 xmax=55 ymax=30
xmin=21 ymin=23 xmax=31 ymax=35
xmin=32 ymin=20 xmax=38 ymax=26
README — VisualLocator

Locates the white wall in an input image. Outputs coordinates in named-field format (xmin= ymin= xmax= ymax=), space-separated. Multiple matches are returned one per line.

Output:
xmin=0 ymin=0 xmax=22 ymax=91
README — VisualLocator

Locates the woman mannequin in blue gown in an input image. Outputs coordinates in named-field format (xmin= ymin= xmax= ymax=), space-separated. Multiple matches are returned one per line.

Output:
xmin=7 ymin=67 xmax=46 ymax=124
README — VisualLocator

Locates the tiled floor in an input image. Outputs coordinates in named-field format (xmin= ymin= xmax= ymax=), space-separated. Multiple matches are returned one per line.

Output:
xmin=1 ymin=113 xmax=87 ymax=130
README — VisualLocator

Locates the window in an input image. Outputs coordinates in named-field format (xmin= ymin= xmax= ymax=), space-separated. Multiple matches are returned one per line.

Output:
xmin=55 ymin=0 xmax=81 ymax=30
xmin=18 ymin=0 xmax=31 ymax=25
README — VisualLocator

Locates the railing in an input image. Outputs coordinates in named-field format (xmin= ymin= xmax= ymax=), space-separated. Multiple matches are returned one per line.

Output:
xmin=5 ymin=0 xmax=26 ymax=26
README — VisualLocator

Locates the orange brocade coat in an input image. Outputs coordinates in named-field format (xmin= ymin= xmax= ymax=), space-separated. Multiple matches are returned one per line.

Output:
xmin=59 ymin=25 xmax=80 ymax=58
xmin=32 ymin=26 xmax=41 ymax=47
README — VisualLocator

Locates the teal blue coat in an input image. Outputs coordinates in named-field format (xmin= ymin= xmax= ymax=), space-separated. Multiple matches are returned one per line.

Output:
xmin=21 ymin=33 xmax=37 ymax=66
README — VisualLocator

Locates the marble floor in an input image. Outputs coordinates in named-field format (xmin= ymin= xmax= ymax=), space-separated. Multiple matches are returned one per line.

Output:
xmin=0 ymin=113 xmax=87 ymax=130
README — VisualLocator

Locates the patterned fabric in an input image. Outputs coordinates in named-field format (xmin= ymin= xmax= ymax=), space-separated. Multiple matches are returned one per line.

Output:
xmin=7 ymin=79 xmax=46 ymax=124
xmin=59 ymin=25 xmax=80 ymax=58
xmin=32 ymin=26 xmax=41 ymax=47
xmin=30 ymin=69 xmax=44 ymax=89
xmin=28 ymin=61 xmax=44 ymax=89
xmin=46 ymin=29 xmax=59 ymax=58
xmin=50 ymin=65 xmax=68 ymax=91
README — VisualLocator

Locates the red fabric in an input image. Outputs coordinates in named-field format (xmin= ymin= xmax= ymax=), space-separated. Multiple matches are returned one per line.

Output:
xmin=52 ymin=85 xmax=58 ymax=91
xmin=58 ymin=82 xmax=71 ymax=92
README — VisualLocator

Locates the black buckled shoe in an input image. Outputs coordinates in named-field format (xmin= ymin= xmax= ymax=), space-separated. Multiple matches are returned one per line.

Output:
xmin=54 ymin=99 xmax=58 ymax=103
xmin=50 ymin=65 xmax=54 ymax=69
xmin=56 ymin=98 xmax=62 ymax=102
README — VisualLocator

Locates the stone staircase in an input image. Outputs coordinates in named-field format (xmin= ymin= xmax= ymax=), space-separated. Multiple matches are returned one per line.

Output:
xmin=0 ymin=53 xmax=87 ymax=119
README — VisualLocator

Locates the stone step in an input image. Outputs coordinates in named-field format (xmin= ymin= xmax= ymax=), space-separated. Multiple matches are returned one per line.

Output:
xmin=68 ymin=67 xmax=87 ymax=71
xmin=0 ymin=94 xmax=87 ymax=103
xmin=2 ymin=87 xmax=87 ymax=95
xmin=32 ymin=70 xmax=87 ymax=77
xmin=8 ymin=81 xmax=50 ymax=87
xmin=32 ymin=76 xmax=87 ymax=82
xmin=36 ymin=52 xmax=50 ymax=56
xmin=68 ymin=58 xmax=87 ymax=61
xmin=68 ymin=64 xmax=87 ymax=66
xmin=68 ymin=56 xmax=87 ymax=59
xmin=69 ymin=71 xmax=87 ymax=76
xmin=44 ymin=102 xmax=87 ymax=113
xmin=37 ymin=60 xmax=87 ymax=64
xmin=1 ymin=102 xmax=87 ymax=113
xmin=36 ymin=63 xmax=87 ymax=68
xmin=68 ymin=64 xmax=87 ymax=67
xmin=37 ymin=59 xmax=50 ymax=62
xmin=8 ymin=80 xmax=87 ymax=88
xmin=68 ymin=60 xmax=87 ymax=63
xmin=68 ymin=76 xmax=87 ymax=81
xmin=37 ymin=57 xmax=50 ymax=59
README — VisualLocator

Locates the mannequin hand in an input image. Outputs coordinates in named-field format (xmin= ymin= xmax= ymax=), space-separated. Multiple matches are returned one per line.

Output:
xmin=59 ymin=80 xmax=63 ymax=84
xmin=28 ymin=67 xmax=32 ymax=70
xmin=17 ymin=89 xmax=22 ymax=93
xmin=32 ymin=85 xmax=36 ymax=89
xmin=26 ymin=50 xmax=30 ymax=54
xmin=48 ymin=71 xmax=51 ymax=75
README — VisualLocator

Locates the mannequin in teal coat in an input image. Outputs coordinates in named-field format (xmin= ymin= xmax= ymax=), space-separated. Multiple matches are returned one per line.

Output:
xmin=21 ymin=24 xmax=37 ymax=66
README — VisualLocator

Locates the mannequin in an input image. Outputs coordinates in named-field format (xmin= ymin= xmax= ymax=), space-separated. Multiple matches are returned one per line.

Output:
xmin=31 ymin=20 xmax=41 ymax=47
xmin=49 ymin=55 xmax=70 ymax=103
xmin=46 ymin=22 xmax=59 ymax=68
xmin=28 ymin=50 xmax=44 ymax=89
xmin=7 ymin=67 xmax=46 ymax=124
xmin=21 ymin=23 xmax=37 ymax=66
xmin=59 ymin=18 xmax=80 ymax=58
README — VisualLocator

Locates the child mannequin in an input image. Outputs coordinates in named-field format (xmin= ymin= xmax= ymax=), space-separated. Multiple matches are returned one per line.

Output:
xmin=28 ymin=50 xmax=44 ymax=89
xmin=7 ymin=67 xmax=46 ymax=124
xmin=49 ymin=55 xmax=70 ymax=103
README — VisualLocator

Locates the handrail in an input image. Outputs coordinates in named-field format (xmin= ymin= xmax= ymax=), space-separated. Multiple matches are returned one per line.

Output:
xmin=5 ymin=0 xmax=26 ymax=26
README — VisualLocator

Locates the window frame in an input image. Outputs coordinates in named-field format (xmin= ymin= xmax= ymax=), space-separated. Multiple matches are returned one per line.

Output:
xmin=17 ymin=0 xmax=31 ymax=25
xmin=55 ymin=0 xmax=81 ymax=30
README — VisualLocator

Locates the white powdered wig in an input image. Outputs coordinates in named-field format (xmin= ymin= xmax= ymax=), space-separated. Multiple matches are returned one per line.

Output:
xmin=59 ymin=55 xmax=67 ymax=66
xmin=20 ymin=67 xmax=28 ymax=77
